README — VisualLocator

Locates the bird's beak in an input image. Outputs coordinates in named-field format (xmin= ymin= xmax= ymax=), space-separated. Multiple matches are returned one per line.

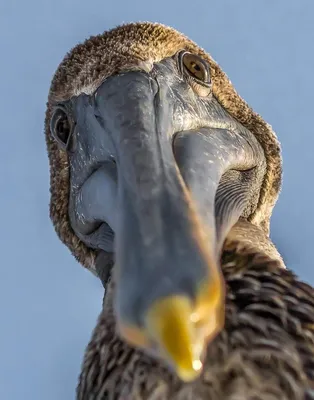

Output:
xmin=146 ymin=290 xmax=222 ymax=381
xmin=68 ymin=68 xmax=264 ymax=380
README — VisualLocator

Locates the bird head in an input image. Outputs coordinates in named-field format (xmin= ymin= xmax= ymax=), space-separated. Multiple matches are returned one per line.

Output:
xmin=45 ymin=22 xmax=282 ymax=381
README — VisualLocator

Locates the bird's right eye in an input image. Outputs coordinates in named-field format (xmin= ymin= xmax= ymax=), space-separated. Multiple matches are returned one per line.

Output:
xmin=50 ymin=106 xmax=75 ymax=151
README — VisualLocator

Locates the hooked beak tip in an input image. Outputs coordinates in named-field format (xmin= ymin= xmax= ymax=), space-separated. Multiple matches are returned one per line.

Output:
xmin=145 ymin=293 xmax=223 ymax=382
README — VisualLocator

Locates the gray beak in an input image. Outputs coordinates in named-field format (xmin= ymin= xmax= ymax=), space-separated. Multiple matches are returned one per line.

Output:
xmin=51 ymin=56 xmax=266 ymax=380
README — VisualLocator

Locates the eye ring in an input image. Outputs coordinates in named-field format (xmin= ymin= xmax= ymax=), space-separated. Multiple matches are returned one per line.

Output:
xmin=178 ymin=51 xmax=212 ymax=96
xmin=50 ymin=105 xmax=75 ymax=152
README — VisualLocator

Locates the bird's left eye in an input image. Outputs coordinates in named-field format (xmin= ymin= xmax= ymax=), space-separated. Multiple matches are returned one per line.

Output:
xmin=180 ymin=52 xmax=210 ymax=85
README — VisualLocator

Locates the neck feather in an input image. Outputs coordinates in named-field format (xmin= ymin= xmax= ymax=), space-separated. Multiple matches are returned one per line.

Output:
xmin=223 ymin=219 xmax=285 ymax=269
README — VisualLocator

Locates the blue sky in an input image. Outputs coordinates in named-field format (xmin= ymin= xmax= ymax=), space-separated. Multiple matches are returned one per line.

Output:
xmin=1 ymin=1 xmax=314 ymax=399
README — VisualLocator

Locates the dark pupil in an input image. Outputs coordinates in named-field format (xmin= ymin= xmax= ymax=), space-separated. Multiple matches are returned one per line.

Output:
xmin=193 ymin=63 xmax=201 ymax=72
xmin=56 ymin=115 xmax=70 ymax=144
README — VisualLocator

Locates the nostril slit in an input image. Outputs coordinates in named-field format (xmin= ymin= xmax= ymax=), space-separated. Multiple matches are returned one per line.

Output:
xmin=95 ymin=114 xmax=104 ymax=125
xmin=149 ymin=76 xmax=159 ymax=97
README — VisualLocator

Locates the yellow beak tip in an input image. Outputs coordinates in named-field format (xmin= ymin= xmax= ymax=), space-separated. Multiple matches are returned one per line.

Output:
xmin=176 ymin=360 xmax=203 ymax=382
xmin=145 ymin=295 xmax=208 ymax=380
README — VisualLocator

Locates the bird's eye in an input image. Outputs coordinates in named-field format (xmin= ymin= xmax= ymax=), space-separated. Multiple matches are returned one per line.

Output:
xmin=178 ymin=51 xmax=211 ymax=97
xmin=50 ymin=106 xmax=75 ymax=151
xmin=181 ymin=52 xmax=210 ymax=84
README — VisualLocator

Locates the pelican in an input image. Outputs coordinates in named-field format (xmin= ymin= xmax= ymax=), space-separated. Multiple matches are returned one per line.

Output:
xmin=45 ymin=22 xmax=314 ymax=399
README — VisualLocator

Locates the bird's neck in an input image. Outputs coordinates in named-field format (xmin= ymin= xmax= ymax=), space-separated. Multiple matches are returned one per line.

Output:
xmin=222 ymin=219 xmax=285 ymax=270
